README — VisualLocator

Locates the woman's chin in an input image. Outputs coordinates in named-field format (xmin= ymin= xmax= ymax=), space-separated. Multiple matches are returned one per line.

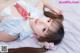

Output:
xmin=29 ymin=19 xmax=36 ymax=31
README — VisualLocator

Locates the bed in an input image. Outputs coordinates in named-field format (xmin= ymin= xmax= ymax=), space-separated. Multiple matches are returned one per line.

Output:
xmin=0 ymin=0 xmax=80 ymax=53
xmin=46 ymin=0 xmax=80 ymax=53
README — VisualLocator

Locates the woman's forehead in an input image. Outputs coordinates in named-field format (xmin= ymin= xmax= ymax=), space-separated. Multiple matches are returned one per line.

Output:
xmin=48 ymin=20 xmax=60 ymax=32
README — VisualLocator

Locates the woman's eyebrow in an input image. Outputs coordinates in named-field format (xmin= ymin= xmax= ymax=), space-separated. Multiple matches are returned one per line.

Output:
xmin=49 ymin=18 xmax=52 ymax=22
xmin=51 ymin=19 xmax=54 ymax=26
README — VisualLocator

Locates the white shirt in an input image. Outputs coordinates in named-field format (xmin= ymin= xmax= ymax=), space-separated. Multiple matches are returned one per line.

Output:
xmin=0 ymin=0 xmax=44 ymax=48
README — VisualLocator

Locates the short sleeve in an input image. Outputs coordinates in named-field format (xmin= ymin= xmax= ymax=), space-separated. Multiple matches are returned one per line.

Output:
xmin=18 ymin=20 xmax=33 ymax=40
xmin=0 ymin=19 xmax=22 ymax=37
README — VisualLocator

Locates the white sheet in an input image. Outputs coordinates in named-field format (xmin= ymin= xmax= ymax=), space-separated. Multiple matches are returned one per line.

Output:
xmin=0 ymin=0 xmax=80 ymax=53
xmin=46 ymin=0 xmax=80 ymax=53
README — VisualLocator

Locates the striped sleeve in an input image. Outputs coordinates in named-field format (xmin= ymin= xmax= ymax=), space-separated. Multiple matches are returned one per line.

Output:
xmin=0 ymin=19 xmax=22 ymax=37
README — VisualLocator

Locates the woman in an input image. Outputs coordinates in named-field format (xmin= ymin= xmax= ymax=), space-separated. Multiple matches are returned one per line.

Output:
xmin=0 ymin=0 xmax=64 ymax=52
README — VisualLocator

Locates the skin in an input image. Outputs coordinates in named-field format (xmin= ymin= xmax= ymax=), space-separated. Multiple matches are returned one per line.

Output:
xmin=24 ymin=0 xmax=61 ymax=15
xmin=28 ymin=0 xmax=62 ymax=38
xmin=0 ymin=0 xmax=61 ymax=42
xmin=29 ymin=17 xmax=59 ymax=38
xmin=0 ymin=32 xmax=17 ymax=42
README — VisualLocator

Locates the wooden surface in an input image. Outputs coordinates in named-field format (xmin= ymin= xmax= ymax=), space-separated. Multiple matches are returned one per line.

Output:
xmin=8 ymin=47 xmax=46 ymax=53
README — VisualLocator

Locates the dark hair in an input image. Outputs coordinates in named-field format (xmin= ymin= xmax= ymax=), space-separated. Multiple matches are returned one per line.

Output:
xmin=8 ymin=7 xmax=64 ymax=53
xmin=38 ymin=25 xmax=64 ymax=45
xmin=38 ymin=7 xmax=64 ymax=45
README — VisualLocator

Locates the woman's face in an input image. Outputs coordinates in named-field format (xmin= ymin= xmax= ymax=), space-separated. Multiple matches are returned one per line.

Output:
xmin=29 ymin=17 xmax=59 ymax=38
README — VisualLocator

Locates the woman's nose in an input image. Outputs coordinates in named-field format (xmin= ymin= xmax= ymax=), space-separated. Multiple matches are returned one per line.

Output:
xmin=39 ymin=18 xmax=49 ymax=24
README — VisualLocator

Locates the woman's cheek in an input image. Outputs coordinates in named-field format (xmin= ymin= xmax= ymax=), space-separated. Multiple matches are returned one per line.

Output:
xmin=33 ymin=25 xmax=40 ymax=33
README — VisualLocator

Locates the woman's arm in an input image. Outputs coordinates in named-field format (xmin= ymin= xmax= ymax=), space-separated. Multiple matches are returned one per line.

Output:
xmin=0 ymin=32 xmax=17 ymax=42
xmin=42 ymin=0 xmax=62 ymax=15
xmin=42 ymin=0 xmax=64 ymax=22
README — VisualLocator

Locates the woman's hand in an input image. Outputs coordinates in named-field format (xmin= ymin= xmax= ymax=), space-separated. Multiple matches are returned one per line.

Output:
xmin=0 ymin=32 xmax=17 ymax=42
xmin=42 ymin=0 xmax=62 ymax=15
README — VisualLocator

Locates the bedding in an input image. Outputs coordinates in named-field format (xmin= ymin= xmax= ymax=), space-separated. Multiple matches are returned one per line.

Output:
xmin=46 ymin=0 xmax=80 ymax=53
xmin=0 ymin=0 xmax=80 ymax=53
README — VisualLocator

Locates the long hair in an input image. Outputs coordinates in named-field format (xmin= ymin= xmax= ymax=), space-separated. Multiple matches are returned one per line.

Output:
xmin=8 ymin=6 xmax=64 ymax=53
xmin=37 ymin=6 xmax=64 ymax=45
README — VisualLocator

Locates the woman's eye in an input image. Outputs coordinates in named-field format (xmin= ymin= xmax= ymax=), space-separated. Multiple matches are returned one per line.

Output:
xmin=48 ymin=19 xmax=51 ymax=22
xmin=43 ymin=28 xmax=46 ymax=32
xmin=48 ymin=20 xmax=50 ymax=22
